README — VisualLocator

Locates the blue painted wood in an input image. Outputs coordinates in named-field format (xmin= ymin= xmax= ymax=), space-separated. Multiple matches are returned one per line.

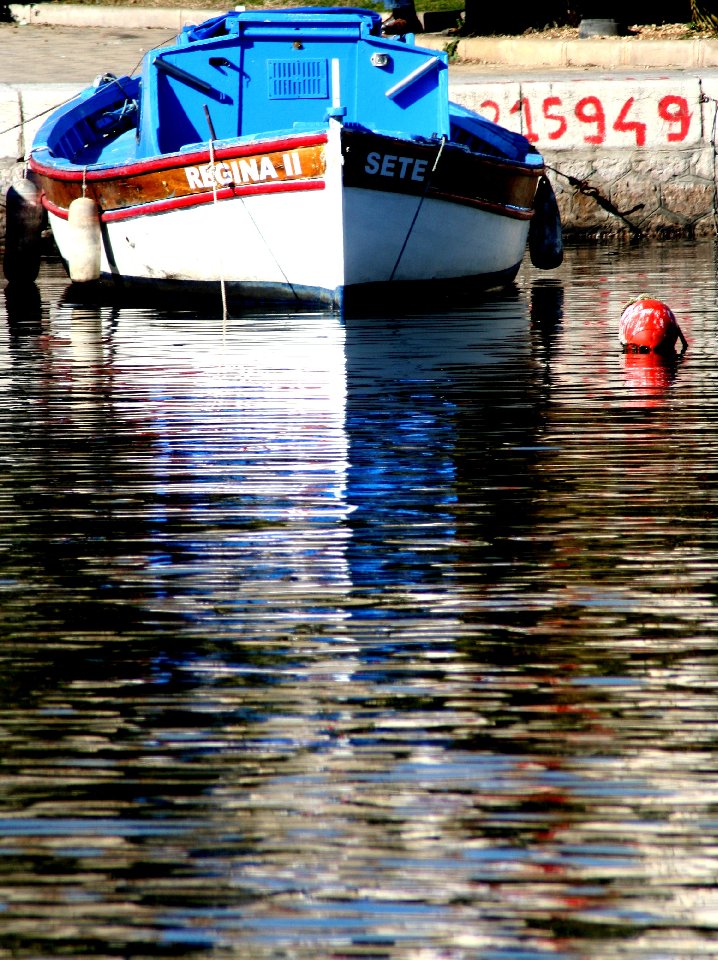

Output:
xmin=34 ymin=8 xmax=455 ymax=166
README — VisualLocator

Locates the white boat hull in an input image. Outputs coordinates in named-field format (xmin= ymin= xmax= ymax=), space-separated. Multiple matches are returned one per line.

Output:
xmin=48 ymin=185 xmax=347 ymax=302
xmin=343 ymin=187 xmax=530 ymax=286
xmin=33 ymin=125 xmax=540 ymax=307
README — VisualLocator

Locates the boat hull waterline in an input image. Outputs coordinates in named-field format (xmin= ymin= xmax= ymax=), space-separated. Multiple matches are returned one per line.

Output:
xmin=31 ymin=127 xmax=541 ymax=304
xmin=21 ymin=8 xmax=560 ymax=306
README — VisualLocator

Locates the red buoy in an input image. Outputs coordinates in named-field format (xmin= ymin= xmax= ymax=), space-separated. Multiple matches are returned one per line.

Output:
xmin=619 ymin=297 xmax=687 ymax=354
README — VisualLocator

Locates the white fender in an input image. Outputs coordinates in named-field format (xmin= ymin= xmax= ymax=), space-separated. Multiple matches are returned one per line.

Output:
xmin=3 ymin=178 xmax=44 ymax=284
xmin=66 ymin=196 xmax=102 ymax=282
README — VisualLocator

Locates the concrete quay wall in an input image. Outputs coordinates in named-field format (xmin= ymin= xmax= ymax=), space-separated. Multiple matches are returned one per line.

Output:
xmin=0 ymin=82 xmax=87 ymax=249
xmin=1 ymin=73 xmax=718 ymax=242
xmin=7 ymin=2 xmax=220 ymax=28
xmin=448 ymin=73 xmax=718 ymax=239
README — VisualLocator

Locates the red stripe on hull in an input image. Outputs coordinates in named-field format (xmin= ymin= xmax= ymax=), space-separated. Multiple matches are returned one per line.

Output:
xmin=43 ymin=198 xmax=69 ymax=220
xmin=103 ymin=178 xmax=325 ymax=221
xmin=32 ymin=140 xmax=327 ymax=218
xmin=430 ymin=191 xmax=534 ymax=220
xmin=42 ymin=177 xmax=326 ymax=222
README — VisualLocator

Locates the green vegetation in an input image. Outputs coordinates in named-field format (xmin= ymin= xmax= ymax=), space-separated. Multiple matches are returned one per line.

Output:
xmin=691 ymin=0 xmax=718 ymax=28
xmin=37 ymin=0 xmax=464 ymax=12
xmin=9 ymin=0 xmax=715 ymax=34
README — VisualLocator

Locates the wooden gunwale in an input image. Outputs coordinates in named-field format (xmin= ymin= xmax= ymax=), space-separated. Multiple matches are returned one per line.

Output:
xmin=31 ymin=135 xmax=328 ymax=221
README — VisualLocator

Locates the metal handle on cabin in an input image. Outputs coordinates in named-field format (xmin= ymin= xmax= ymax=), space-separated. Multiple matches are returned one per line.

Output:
xmin=384 ymin=57 xmax=441 ymax=101
xmin=155 ymin=57 xmax=230 ymax=103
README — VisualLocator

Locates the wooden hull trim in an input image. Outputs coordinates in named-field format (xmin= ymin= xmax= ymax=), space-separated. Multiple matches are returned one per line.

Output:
xmin=40 ymin=176 xmax=527 ymax=224
xmin=32 ymin=130 xmax=541 ymax=226
xmin=341 ymin=129 xmax=542 ymax=221
xmin=32 ymin=139 xmax=328 ymax=220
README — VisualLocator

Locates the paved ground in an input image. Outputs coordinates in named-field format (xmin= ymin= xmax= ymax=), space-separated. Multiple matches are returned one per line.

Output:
xmin=0 ymin=16 xmax=716 ymax=86
xmin=0 ymin=24 xmax=178 ymax=84
xmin=3 ymin=18 xmax=718 ymax=88
xmin=0 ymin=22 xmax=541 ymax=87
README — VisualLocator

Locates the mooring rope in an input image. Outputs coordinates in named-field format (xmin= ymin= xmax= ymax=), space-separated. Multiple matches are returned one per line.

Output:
xmin=544 ymin=161 xmax=645 ymax=238
xmin=700 ymin=92 xmax=718 ymax=236
xmin=389 ymin=134 xmax=446 ymax=282
xmin=200 ymin=103 xmax=301 ymax=305
xmin=204 ymin=109 xmax=229 ymax=325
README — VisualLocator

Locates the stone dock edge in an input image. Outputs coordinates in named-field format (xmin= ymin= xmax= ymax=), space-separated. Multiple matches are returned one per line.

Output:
xmin=3 ymin=3 xmax=718 ymax=242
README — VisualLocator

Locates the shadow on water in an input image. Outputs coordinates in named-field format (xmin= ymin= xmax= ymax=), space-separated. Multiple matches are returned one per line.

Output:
xmin=2 ymin=244 xmax=718 ymax=957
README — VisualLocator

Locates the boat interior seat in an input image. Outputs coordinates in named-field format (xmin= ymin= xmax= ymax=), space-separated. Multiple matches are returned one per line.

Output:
xmin=42 ymin=76 xmax=140 ymax=163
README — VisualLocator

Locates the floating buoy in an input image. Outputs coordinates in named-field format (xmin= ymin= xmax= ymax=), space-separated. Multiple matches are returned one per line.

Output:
xmin=528 ymin=174 xmax=563 ymax=270
xmin=619 ymin=296 xmax=688 ymax=354
xmin=66 ymin=196 xmax=102 ymax=283
xmin=3 ymin=178 xmax=44 ymax=285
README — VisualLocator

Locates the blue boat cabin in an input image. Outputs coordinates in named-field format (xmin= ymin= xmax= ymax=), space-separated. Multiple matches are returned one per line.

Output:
xmin=138 ymin=9 xmax=451 ymax=156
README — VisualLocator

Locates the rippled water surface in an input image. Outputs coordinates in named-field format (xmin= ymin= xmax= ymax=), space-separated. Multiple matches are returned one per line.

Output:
xmin=2 ymin=241 xmax=718 ymax=959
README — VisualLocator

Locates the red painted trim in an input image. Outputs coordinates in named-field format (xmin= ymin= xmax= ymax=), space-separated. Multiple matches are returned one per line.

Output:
xmin=103 ymin=177 xmax=325 ymax=222
xmin=29 ymin=131 xmax=328 ymax=182
xmin=43 ymin=197 xmax=68 ymax=220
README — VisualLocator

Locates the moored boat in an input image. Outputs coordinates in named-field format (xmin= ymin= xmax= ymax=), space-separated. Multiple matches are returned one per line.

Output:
xmin=16 ymin=7 xmax=562 ymax=307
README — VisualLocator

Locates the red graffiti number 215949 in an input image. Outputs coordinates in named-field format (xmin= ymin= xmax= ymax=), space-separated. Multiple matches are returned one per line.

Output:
xmin=486 ymin=94 xmax=693 ymax=145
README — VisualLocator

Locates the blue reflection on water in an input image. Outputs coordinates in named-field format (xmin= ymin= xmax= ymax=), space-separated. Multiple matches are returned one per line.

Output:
xmin=1 ymin=244 xmax=718 ymax=959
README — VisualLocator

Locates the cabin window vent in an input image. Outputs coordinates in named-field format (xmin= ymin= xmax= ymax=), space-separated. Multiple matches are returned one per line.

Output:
xmin=267 ymin=59 xmax=328 ymax=99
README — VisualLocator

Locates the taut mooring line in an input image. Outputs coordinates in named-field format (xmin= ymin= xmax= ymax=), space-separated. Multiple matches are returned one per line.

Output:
xmin=389 ymin=135 xmax=446 ymax=282
xmin=545 ymin=162 xmax=645 ymax=238
xmin=204 ymin=104 xmax=228 ymax=324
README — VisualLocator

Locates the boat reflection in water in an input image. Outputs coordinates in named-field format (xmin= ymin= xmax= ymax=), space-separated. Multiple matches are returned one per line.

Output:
xmin=4 ymin=273 xmax=541 ymax=642
xmin=4 ymin=243 xmax=718 ymax=960
xmin=0 ymin=281 xmax=547 ymax=956
xmin=39 ymin=290 xmax=354 ymax=638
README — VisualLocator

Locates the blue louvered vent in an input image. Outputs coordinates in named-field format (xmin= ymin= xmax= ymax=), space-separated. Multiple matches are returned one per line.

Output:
xmin=267 ymin=59 xmax=328 ymax=100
